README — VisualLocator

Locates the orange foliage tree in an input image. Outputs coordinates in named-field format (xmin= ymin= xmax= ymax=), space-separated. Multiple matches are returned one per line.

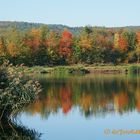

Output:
xmin=24 ymin=28 xmax=41 ymax=54
xmin=136 ymin=30 xmax=140 ymax=63
xmin=118 ymin=36 xmax=128 ymax=51
xmin=114 ymin=32 xmax=128 ymax=51
xmin=137 ymin=30 xmax=140 ymax=45
xmin=59 ymin=29 xmax=73 ymax=59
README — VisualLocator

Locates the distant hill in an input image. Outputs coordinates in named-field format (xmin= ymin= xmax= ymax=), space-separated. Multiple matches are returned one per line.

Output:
xmin=0 ymin=21 xmax=140 ymax=34
xmin=0 ymin=21 xmax=83 ymax=35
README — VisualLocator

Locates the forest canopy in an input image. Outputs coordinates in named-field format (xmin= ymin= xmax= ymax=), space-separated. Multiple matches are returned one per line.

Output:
xmin=0 ymin=21 xmax=140 ymax=66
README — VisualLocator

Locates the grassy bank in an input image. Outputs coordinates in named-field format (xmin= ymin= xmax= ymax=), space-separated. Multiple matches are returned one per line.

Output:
xmin=18 ymin=64 xmax=140 ymax=75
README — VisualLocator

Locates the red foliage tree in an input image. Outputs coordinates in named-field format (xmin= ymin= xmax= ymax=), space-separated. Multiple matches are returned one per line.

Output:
xmin=118 ymin=36 xmax=128 ymax=51
xmin=59 ymin=29 xmax=73 ymax=58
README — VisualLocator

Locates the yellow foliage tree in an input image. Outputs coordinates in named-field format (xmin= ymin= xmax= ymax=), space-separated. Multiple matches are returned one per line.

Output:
xmin=7 ymin=42 xmax=19 ymax=57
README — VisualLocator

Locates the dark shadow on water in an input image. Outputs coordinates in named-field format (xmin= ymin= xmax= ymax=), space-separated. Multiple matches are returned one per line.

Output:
xmin=0 ymin=116 xmax=41 ymax=140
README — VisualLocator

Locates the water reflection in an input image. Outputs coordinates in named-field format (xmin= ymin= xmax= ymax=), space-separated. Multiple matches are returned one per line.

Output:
xmin=0 ymin=118 xmax=41 ymax=140
xmin=23 ymin=74 xmax=140 ymax=118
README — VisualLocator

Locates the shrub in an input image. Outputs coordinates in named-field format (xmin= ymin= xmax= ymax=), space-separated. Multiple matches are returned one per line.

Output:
xmin=0 ymin=61 xmax=42 ymax=119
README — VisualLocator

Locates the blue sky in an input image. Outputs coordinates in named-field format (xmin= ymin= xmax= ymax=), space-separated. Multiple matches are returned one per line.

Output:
xmin=0 ymin=0 xmax=140 ymax=27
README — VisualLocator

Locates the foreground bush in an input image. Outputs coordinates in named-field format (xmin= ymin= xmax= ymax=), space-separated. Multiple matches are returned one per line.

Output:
xmin=0 ymin=61 xmax=42 ymax=119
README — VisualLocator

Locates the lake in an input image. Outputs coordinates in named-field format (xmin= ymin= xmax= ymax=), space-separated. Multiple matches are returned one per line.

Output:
xmin=18 ymin=74 xmax=140 ymax=140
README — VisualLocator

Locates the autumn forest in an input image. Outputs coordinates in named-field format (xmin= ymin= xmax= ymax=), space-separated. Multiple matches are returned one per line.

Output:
xmin=0 ymin=23 xmax=140 ymax=66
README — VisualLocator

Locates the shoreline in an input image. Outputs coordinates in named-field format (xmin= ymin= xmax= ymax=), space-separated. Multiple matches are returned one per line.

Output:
xmin=18 ymin=64 xmax=140 ymax=75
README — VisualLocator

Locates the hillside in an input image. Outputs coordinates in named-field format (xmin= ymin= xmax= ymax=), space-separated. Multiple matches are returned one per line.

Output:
xmin=0 ymin=21 xmax=83 ymax=35
xmin=0 ymin=21 xmax=140 ymax=35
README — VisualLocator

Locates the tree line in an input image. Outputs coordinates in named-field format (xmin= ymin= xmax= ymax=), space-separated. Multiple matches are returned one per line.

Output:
xmin=0 ymin=26 xmax=140 ymax=66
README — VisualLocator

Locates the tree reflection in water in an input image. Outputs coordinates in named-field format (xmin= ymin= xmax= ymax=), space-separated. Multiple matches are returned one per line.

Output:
xmin=22 ymin=74 xmax=140 ymax=119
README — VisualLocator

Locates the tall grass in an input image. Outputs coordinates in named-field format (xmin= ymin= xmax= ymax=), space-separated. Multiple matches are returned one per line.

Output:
xmin=0 ymin=61 xmax=42 ymax=120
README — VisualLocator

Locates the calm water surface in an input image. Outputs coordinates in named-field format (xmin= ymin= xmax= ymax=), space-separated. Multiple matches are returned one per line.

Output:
xmin=18 ymin=74 xmax=140 ymax=140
